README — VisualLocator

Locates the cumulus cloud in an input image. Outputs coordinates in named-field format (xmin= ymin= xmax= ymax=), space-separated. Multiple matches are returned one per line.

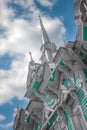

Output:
xmin=13 ymin=108 xmax=18 ymax=118
xmin=0 ymin=122 xmax=13 ymax=129
xmin=36 ymin=0 xmax=57 ymax=7
xmin=0 ymin=0 xmax=65 ymax=104
xmin=0 ymin=59 xmax=27 ymax=103
xmin=12 ymin=0 xmax=40 ymax=19
xmin=0 ymin=0 xmax=14 ymax=28
xmin=0 ymin=114 xmax=6 ymax=121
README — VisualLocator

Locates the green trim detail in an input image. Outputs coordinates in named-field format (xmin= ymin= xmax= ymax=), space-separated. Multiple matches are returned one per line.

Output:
xmin=25 ymin=116 xmax=30 ymax=124
xmin=49 ymin=68 xmax=55 ymax=82
xmin=73 ymin=73 xmax=81 ymax=88
xmin=35 ymin=122 xmax=40 ymax=130
xmin=64 ymin=110 xmax=73 ymax=130
xmin=47 ymin=111 xmax=58 ymax=129
xmin=31 ymin=92 xmax=36 ymax=96
xmin=76 ymin=88 xmax=87 ymax=121
xmin=32 ymin=81 xmax=41 ymax=89
xmin=83 ymin=26 xmax=87 ymax=41
xmin=59 ymin=60 xmax=65 ymax=66
xmin=83 ymin=69 xmax=87 ymax=79
xmin=62 ymin=73 xmax=81 ymax=88
xmin=79 ymin=51 xmax=84 ymax=57
xmin=62 ymin=78 xmax=68 ymax=87
xmin=39 ymin=74 xmax=43 ymax=80
xmin=42 ymin=93 xmax=57 ymax=106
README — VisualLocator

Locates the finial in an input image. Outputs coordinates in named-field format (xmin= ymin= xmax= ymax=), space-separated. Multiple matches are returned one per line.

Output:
xmin=29 ymin=52 xmax=34 ymax=65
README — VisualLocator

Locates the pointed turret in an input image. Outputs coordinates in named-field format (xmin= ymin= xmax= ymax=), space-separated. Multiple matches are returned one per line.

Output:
xmin=39 ymin=16 xmax=57 ymax=62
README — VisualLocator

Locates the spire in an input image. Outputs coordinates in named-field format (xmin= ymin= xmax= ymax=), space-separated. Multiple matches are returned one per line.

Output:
xmin=39 ymin=16 xmax=50 ymax=44
xmin=39 ymin=16 xmax=57 ymax=62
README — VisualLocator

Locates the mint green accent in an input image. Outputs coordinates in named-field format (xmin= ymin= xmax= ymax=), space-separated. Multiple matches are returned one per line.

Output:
xmin=26 ymin=116 xmax=30 ymax=124
xmin=64 ymin=110 xmax=73 ymax=130
xmin=48 ymin=111 xmax=58 ymax=129
xmin=62 ymin=78 xmax=68 ymax=87
xmin=44 ymin=44 xmax=54 ymax=49
xmin=68 ymin=79 xmax=74 ymax=87
xmin=49 ymin=68 xmax=55 ymax=82
xmin=39 ymin=74 xmax=43 ymax=80
xmin=35 ymin=122 xmax=40 ymax=130
xmin=62 ymin=73 xmax=81 ymax=89
xmin=79 ymin=51 xmax=84 ymax=57
xmin=73 ymin=73 xmax=81 ymax=88
xmin=83 ymin=26 xmax=87 ymax=41
xmin=59 ymin=60 xmax=65 ymax=66
xmin=44 ymin=44 xmax=50 ymax=49
xmin=42 ymin=93 xmax=56 ymax=106
xmin=76 ymin=88 xmax=87 ymax=121
xmin=31 ymin=92 xmax=36 ymax=96
xmin=32 ymin=81 xmax=40 ymax=89
xmin=67 ymin=73 xmax=81 ymax=88
xmin=83 ymin=69 xmax=87 ymax=79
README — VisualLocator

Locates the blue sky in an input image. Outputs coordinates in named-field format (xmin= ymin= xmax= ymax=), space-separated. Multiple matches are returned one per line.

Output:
xmin=0 ymin=0 xmax=76 ymax=130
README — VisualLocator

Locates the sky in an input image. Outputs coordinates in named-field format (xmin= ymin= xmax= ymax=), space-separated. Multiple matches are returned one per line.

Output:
xmin=0 ymin=0 xmax=76 ymax=130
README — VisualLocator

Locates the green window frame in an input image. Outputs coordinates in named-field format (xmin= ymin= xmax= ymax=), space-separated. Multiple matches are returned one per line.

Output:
xmin=32 ymin=81 xmax=41 ymax=89
xmin=76 ymin=88 xmax=87 ymax=121
xmin=49 ymin=68 xmax=55 ymax=82
xmin=64 ymin=110 xmax=73 ymax=130
xmin=59 ymin=60 xmax=65 ymax=66
xmin=47 ymin=111 xmax=58 ymax=129
xmin=35 ymin=122 xmax=40 ymax=130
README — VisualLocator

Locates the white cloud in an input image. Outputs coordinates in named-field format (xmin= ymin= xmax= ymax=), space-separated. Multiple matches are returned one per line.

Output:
xmin=0 ymin=57 xmax=28 ymax=103
xmin=0 ymin=114 xmax=6 ymax=121
xmin=14 ymin=0 xmax=56 ymax=8
xmin=0 ymin=0 xmax=66 ymax=104
xmin=0 ymin=0 xmax=14 ymax=28
xmin=0 ymin=122 xmax=13 ymax=129
xmin=13 ymin=0 xmax=40 ymax=19
xmin=13 ymin=108 xmax=18 ymax=118
xmin=36 ymin=0 xmax=57 ymax=7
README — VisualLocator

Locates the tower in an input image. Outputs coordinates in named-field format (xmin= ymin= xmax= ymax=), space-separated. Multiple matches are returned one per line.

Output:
xmin=13 ymin=1 xmax=87 ymax=130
